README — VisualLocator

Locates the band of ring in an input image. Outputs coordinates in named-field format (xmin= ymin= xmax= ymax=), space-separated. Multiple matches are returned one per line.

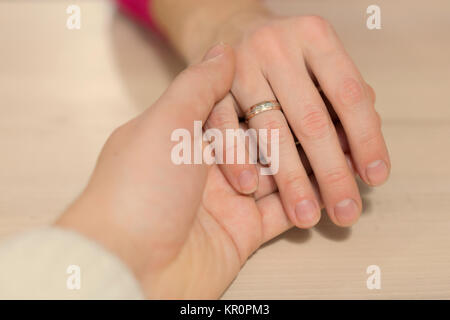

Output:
xmin=245 ymin=100 xmax=282 ymax=123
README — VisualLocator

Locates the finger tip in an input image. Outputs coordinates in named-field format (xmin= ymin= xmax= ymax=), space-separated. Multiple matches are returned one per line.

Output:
xmin=294 ymin=200 xmax=321 ymax=228
xmin=332 ymin=199 xmax=361 ymax=227
xmin=238 ymin=169 xmax=258 ymax=194
xmin=365 ymin=159 xmax=390 ymax=186
xmin=295 ymin=214 xmax=321 ymax=229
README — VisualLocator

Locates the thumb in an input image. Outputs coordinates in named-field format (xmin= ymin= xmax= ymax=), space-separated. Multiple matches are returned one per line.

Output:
xmin=155 ymin=43 xmax=235 ymax=125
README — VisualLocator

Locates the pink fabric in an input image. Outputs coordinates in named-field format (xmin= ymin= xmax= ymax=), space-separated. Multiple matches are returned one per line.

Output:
xmin=115 ymin=0 xmax=161 ymax=34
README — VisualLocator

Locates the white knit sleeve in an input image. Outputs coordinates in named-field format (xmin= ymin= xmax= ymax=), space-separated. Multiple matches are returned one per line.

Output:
xmin=0 ymin=227 xmax=144 ymax=299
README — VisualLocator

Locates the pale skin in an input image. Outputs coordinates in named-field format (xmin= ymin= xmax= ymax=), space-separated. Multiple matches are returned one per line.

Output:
xmin=58 ymin=45 xmax=295 ymax=298
xmin=152 ymin=0 xmax=391 ymax=228
xmin=56 ymin=1 xmax=392 ymax=299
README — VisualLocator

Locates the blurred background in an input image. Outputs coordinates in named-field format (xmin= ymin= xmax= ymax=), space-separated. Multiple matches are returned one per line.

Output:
xmin=1 ymin=0 xmax=449 ymax=298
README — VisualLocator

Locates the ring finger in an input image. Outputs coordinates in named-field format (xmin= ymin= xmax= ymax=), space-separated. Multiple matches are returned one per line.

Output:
xmin=232 ymin=65 xmax=321 ymax=228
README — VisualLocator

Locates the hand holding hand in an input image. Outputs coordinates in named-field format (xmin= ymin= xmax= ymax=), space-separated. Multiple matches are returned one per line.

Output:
xmin=204 ymin=13 xmax=390 ymax=228
xmin=56 ymin=44 xmax=293 ymax=299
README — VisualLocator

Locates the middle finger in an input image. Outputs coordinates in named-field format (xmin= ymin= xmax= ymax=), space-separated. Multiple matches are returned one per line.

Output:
xmin=266 ymin=58 xmax=361 ymax=227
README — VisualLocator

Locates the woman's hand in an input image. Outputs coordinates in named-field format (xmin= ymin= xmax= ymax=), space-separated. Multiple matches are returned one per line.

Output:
xmin=201 ymin=12 xmax=390 ymax=228
xmin=153 ymin=0 xmax=391 ymax=228
xmin=56 ymin=44 xmax=294 ymax=299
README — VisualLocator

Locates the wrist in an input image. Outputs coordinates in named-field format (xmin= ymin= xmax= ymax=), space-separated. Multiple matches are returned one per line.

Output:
xmin=200 ymin=10 xmax=274 ymax=62
xmin=213 ymin=7 xmax=275 ymax=45
xmin=156 ymin=0 xmax=272 ymax=63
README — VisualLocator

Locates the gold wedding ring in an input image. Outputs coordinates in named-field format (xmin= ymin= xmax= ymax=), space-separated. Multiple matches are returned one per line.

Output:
xmin=245 ymin=100 xmax=282 ymax=123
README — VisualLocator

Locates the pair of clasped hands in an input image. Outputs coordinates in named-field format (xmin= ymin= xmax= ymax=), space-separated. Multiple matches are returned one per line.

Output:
xmin=57 ymin=16 xmax=390 ymax=298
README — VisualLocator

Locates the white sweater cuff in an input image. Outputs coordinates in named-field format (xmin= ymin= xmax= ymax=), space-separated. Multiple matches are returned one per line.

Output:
xmin=0 ymin=227 xmax=144 ymax=299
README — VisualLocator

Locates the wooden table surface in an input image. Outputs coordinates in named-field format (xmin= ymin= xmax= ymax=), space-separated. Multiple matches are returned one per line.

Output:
xmin=1 ymin=0 xmax=449 ymax=299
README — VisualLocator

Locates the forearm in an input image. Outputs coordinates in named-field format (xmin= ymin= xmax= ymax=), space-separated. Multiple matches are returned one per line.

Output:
xmin=152 ymin=0 xmax=270 ymax=62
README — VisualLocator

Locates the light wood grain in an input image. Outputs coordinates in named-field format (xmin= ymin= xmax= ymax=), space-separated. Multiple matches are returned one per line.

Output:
xmin=1 ymin=0 xmax=449 ymax=299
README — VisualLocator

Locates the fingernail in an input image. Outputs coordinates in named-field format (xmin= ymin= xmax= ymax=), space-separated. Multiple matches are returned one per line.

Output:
xmin=203 ymin=42 xmax=226 ymax=61
xmin=238 ymin=170 xmax=258 ymax=194
xmin=366 ymin=160 xmax=388 ymax=185
xmin=295 ymin=199 xmax=319 ymax=227
xmin=334 ymin=198 xmax=359 ymax=226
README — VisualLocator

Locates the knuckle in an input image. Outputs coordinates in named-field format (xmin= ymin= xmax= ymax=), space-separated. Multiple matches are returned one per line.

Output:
xmin=250 ymin=24 xmax=278 ymax=45
xmin=298 ymin=15 xmax=331 ymax=44
xmin=323 ymin=166 xmax=350 ymax=186
xmin=260 ymin=117 xmax=283 ymax=131
xmin=338 ymin=78 xmax=366 ymax=109
xmin=298 ymin=106 xmax=331 ymax=140
xmin=302 ymin=15 xmax=329 ymax=28
xmin=260 ymin=118 xmax=291 ymax=146
xmin=283 ymin=170 xmax=307 ymax=194
xmin=359 ymin=129 xmax=380 ymax=148
xmin=247 ymin=24 xmax=286 ymax=60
